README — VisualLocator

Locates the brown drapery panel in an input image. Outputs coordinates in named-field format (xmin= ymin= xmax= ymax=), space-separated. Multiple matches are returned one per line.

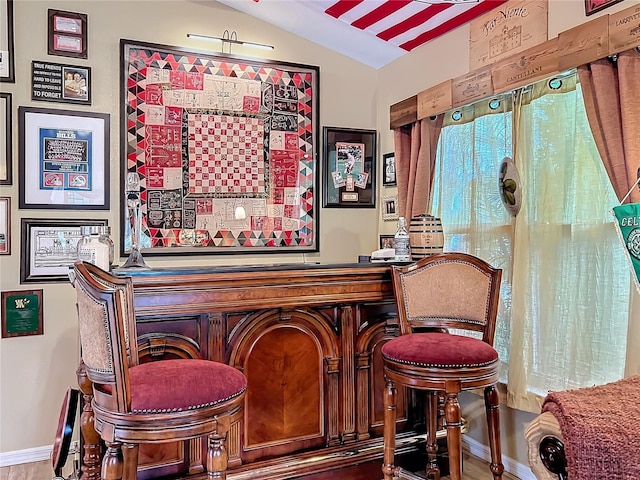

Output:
xmin=578 ymin=48 xmax=640 ymax=203
xmin=393 ymin=115 xmax=444 ymax=221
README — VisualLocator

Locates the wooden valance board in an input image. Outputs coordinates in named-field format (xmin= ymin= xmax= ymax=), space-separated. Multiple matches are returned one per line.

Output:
xmin=558 ymin=15 xmax=610 ymax=71
xmin=491 ymin=38 xmax=559 ymax=93
xmin=389 ymin=2 xmax=640 ymax=129
xmin=417 ymin=80 xmax=452 ymax=120
xmin=451 ymin=65 xmax=493 ymax=108
xmin=608 ymin=4 xmax=640 ymax=53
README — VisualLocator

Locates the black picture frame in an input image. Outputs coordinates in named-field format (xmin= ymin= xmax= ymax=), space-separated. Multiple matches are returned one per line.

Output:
xmin=585 ymin=0 xmax=624 ymax=16
xmin=0 ymin=92 xmax=11 ymax=185
xmin=47 ymin=9 xmax=88 ymax=59
xmin=20 ymin=218 xmax=108 ymax=283
xmin=0 ymin=196 xmax=9 ymax=255
xmin=382 ymin=152 xmax=396 ymax=187
xmin=31 ymin=61 xmax=91 ymax=105
xmin=18 ymin=106 xmax=110 ymax=210
xmin=323 ymin=126 xmax=377 ymax=208
xmin=0 ymin=0 xmax=15 ymax=83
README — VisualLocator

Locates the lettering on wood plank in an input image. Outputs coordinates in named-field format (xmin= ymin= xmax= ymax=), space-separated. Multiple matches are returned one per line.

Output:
xmin=608 ymin=3 xmax=640 ymax=54
xmin=417 ymin=80 xmax=452 ymax=119
xmin=470 ymin=0 xmax=548 ymax=70
xmin=492 ymin=38 xmax=559 ymax=93
xmin=558 ymin=15 xmax=609 ymax=71
xmin=452 ymin=66 xmax=493 ymax=108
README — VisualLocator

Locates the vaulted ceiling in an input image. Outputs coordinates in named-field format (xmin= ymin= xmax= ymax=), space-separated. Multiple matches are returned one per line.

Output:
xmin=216 ymin=0 xmax=508 ymax=68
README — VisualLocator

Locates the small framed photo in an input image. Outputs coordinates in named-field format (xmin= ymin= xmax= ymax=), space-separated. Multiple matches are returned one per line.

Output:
xmin=382 ymin=195 xmax=399 ymax=221
xmin=48 ymin=9 xmax=88 ymax=59
xmin=379 ymin=234 xmax=396 ymax=250
xmin=18 ymin=106 xmax=110 ymax=210
xmin=20 ymin=218 xmax=108 ymax=283
xmin=2 ymin=289 xmax=43 ymax=338
xmin=0 ymin=197 xmax=10 ymax=254
xmin=323 ymin=127 xmax=377 ymax=208
xmin=0 ymin=0 xmax=15 ymax=83
xmin=382 ymin=152 xmax=396 ymax=187
xmin=0 ymin=91 xmax=11 ymax=185
xmin=31 ymin=61 xmax=91 ymax=105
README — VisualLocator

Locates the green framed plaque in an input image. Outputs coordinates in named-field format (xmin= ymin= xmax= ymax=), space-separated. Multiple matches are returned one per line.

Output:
xmin=1 ymin=289 xmax=43 ymax=338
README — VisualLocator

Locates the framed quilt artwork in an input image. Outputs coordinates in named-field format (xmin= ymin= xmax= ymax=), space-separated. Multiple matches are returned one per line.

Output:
xmin=119 ymin=40 xmax=320 ymax=255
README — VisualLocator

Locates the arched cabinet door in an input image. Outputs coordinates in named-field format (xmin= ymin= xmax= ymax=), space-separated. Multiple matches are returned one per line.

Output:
xmin=229 ymin=307 xmax=340 ymax=463
xmin=355 ymin=308 xmax=408 ymax=440
xmin=137 ymin=332 xmax=201 ymax=361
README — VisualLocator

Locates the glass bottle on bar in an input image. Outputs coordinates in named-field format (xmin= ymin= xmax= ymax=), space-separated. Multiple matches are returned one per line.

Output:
xmin=394 ymin=216 xmax=411 ymax=262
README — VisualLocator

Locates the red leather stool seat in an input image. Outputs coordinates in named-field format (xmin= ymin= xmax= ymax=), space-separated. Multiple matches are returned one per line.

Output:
xmin=128 ymin=359 xmax=247 ymax=413
xmin=381 ymin=332 xmax=498 ymax=368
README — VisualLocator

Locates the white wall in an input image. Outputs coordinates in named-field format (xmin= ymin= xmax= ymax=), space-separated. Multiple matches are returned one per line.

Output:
xmin=0 ymin=0 xmax=380 ymax=455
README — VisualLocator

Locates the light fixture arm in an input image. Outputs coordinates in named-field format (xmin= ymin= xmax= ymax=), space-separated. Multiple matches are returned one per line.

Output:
xmin=186 ymin=30 xmax=274 ymax=54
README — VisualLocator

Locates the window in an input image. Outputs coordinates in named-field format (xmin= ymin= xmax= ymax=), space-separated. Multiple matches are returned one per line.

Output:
xmin=431 ymin=74 xmax=631 ymax=410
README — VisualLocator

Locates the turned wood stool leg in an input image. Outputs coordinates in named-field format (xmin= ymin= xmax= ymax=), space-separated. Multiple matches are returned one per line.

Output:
xmin=77 ymin=361 xmax=102 ymax=480
xmin=121 ymin=444 xmax=139 ymax=480
xmin=207 ymin=432 xmax=228 ymax=479
xmin=425 ymin=391 xmax=440 ymax=480
xmin=484 ymin=385 xmax=504 ymax=480
xmin=382 ymin=379 xmax=397 ymax=480
xmin=102 ymin=442 xmax=123 ymax=480
xmin=444 ymin=392 xmax=462 ymax=480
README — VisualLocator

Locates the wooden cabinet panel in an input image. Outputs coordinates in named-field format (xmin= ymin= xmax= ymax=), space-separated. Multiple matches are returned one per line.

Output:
xmin=245 ymin=326 xmax=323 ymax=447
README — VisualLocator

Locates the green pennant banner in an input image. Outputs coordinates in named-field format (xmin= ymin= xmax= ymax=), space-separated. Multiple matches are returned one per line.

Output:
xmin=612 ymin=203 xmax=640 ymax=293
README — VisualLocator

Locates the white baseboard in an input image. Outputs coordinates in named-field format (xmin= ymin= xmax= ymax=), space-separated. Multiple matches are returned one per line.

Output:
xmin=2 ymin=439 xmax=536 ymax=479
xmin=0 ymin=445 xmax=53 ymax=467
xmin=464 ymin=436 xmax=536 ymax=480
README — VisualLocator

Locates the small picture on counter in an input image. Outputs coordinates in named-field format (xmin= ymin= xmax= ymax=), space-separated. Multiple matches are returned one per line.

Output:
xmin=379 ymin=234 xmax=396 ymax=250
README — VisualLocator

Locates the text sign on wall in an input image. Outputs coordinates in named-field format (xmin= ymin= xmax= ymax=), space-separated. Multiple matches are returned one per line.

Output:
xmin=470 ymin=0 xmax=548 ymax=70
xmin=31 ymin=60 xmax=91 ymax=105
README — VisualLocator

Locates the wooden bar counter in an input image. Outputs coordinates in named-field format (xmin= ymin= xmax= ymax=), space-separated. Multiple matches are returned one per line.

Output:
xmin=77 ymin=262 xmax=422 ymax=479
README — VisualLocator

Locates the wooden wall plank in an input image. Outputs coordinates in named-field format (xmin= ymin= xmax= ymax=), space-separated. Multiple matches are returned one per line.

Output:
xmin=558 ymin=15 xmax=609 ymax=71
xmin=417 ymin=80 xmax=452 ymax=120
xmin=452 ymin=66 xmax=493 ymax=108
xmin=390 ymin=96 xmax=417 ymax=129
xmin=492 ymin=38 xmax=559 ymax=94
xmin=608 ymin=3 xmax=640 ymax=54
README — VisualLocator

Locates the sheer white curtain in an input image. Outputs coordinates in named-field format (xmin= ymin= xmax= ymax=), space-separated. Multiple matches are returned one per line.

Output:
xmin=430 ymin=98 xmax=514 ymax=368
xmin=431 ymin=75 xmax=631 ymax=412
xmin=507 ymin=76 xmax=630 ymax=411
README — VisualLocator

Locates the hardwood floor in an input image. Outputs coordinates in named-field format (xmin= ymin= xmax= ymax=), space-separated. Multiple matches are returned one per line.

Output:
xmin=0 ymin=452 xmax=521 ymax=480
